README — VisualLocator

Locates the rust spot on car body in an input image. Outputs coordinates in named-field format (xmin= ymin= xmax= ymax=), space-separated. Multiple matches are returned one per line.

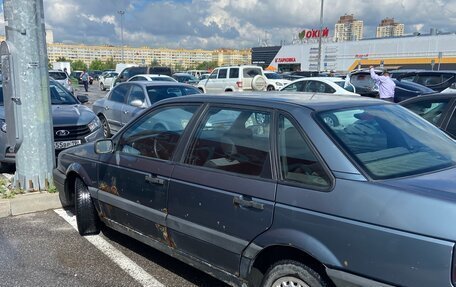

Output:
xmin=155 ymin=224 xmax=176 ymax=248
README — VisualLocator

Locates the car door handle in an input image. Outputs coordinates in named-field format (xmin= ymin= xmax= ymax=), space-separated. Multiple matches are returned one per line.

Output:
xmin=145 ymin=174 xmax=165 ymax=185
xmin=233 ymin=196 xmax=264 ymax=210
xmin=104 ymin=106 xmax=110 ymax=110
xmin=123 ymin=110 xmax=129 ymax=114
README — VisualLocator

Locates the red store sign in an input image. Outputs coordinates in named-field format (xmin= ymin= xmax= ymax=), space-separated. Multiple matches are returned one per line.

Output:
xmin=299 ymin=27 xmax=329 ymax=39
xmin=275 ymin=57 xmax=297 ymax=63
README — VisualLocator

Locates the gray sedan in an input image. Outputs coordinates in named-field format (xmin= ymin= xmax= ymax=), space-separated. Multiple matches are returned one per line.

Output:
xmin=92 ymin=81 xmax=201 ymax=137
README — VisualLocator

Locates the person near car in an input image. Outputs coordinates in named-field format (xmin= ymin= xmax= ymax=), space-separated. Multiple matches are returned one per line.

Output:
xmin=63 ymin=67 xmax=69 ymax=77
xmin=80 ymin=69 xmax=89 ymax=92
xmin=369 ymin=66 xmax=395 ymax=102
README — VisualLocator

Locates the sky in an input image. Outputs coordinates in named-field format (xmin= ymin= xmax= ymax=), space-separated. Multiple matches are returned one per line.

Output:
xmin=0 ymin=0 xmax=455 ymax=50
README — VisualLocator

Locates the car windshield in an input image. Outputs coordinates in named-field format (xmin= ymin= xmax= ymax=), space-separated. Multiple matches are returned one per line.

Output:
xmin=49 ymin=72 xmax=68 ymax=80
xmin=265 ymin=73 xmax=283 ymax=79
xmin=146 ymin=85 xmax=198 ymax=103
xmin=50 ymin=81 xmax=78 ymax=105
xmin=318 ymin=104 xmax=456 ymax=179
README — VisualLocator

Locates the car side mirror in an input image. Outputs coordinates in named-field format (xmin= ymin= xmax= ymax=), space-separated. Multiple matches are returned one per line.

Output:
xmin=77 ymin=95 xmax=89 ymax=103
xmin=130 ymin=99 xmax=144 ymax=108
xmin=450 ymin=83 xmax=456 ymax=89
xmin=95 ymin=139 xmax=114 ymax=154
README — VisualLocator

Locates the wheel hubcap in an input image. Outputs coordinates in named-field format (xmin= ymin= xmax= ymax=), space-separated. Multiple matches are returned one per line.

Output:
xmin=271 ymin=276 xmax=309 ymax=287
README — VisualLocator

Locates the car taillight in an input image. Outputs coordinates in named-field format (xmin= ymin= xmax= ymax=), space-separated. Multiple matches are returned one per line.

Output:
xmin=236 ymin=81 xmax=242 ymax=88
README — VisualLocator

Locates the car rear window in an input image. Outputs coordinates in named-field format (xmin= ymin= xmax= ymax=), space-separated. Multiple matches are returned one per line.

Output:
xmin=318 ymin=104 xmax=456 ymax=179
xmin=49 ymin=72 xmax=67 ymax=80
xmin=146 ymin=85 xmax=198 ymax=103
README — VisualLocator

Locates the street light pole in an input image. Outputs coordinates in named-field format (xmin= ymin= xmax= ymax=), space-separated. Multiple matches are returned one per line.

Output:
xmin=118 ymin=10 xmax=125 ymax=62
xmin=317 ymin=0 xmax=324 ymax=73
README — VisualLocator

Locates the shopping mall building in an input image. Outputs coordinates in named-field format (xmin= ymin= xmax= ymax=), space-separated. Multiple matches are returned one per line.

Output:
xmin=252 ymin=33 xmax=456 ymax=72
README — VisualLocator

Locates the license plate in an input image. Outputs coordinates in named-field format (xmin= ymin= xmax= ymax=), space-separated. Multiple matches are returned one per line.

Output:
xmin=54 ymin=140 xmax=82 ymax=150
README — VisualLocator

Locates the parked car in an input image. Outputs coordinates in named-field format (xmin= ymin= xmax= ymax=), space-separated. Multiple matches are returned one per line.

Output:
xmin=172 ymin=73 xmax=199 ymax=85
xmin=199 ymin=73 xmax=210 ymax=80
xmin=127 ymin=74 xmax=177 ymax=83
xmin=89 ymin=70 xmax=103 ymax=81
xmin=197 ymin=65 xmax=268 ymax=93
xmin=98 ymin=71 xmax=118 ymax=91
xmin=92 ymin=81 xmax=201 ymax=137
xmin=390 ymin=70 xmax=456 ymax=92
xmin=348 ymin=69 xmax=435 ymax=102
xmin=400 ymin=93 xmax=456 ymax=138
xmin=71 ymin=71 xmax=93 ymax=85
xmin=49 ymin=69 xmax=74 ymax=94
xmin=263 ymin=71 xmax=291 ymax=91
xmin=114 ymin=66 xmax=173 ymax=86
xmin=281 ymin=70 xmax=322 ymax=81
xmin=0 ymin=79 xmax=102 ymax=170
xmin=281 ymin=77 xmax=359 ymax=96
xmin=55 ymin=92 xmax=456 ymax=287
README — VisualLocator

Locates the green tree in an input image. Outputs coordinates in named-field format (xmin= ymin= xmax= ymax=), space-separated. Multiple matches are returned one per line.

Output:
xmin=104 ymin=58 xmax=116 ymax=70
xmin=71 ymin=60 xmax=87 ymax=71
xmin=151 ymin=58 xmax=160 ymax=67
xmin=89 ymin=59 xmax=104 ymax=71
xmin=55 ymin=56 xmax=70 ymax=63
xmin=195 ymin=61 xmax=218 ymax=70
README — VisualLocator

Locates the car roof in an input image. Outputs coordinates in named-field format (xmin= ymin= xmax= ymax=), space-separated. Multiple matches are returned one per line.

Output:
xmin=400 ymin=93 xmax=456 ymax=104
xmin=133 ymin=74 xmax=172 ymax=77
xmin=118 ymin=81 xmax=194 ymax=87
xmin=296 ymin=77 xmax=344 ymax=82
xmin=392 ymin=70 xmax=456 ymax=74
xmin=156 ymin=92 xmax=385 ymax=111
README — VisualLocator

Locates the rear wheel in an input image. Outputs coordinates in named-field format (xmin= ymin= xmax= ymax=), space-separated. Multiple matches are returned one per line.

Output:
xmin=262 ymin=260 xmax=329 ymax=287
xmin=99 ymin=115 xmax=111 ymax=138
xmin=100 ymin=82 xmax=105 ymax=91
xmin=74 ymin=177 xmax=100 ymax=236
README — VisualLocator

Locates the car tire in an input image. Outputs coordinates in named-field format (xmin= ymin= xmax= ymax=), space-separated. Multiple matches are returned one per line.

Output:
xmin=99 ymin=115 xmax=111 ymax=138
xmin=261 ymin=260 xmax=329 ymax=287
xmin=100 ymin=83 xmax=106 ymax=91
xmin=267 ymin=85 xmax=275 ymax=91
xmin=252 ymin=75 xmax=268 ymax=91
xmin=74 ymin=177 xmax=100 ymax=236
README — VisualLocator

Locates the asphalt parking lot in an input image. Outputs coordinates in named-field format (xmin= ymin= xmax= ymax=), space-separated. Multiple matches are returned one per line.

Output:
xmin=0 ymin=209 xmax=228 ymax=287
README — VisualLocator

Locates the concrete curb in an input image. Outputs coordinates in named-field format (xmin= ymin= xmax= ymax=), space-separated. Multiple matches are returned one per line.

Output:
xmin=0 ymin=193 xmax=62 ymax=218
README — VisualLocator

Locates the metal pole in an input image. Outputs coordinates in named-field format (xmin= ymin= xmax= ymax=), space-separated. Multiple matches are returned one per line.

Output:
xmin=118 ymin=10 xmax=125 ymax=62
xmin=317 ymin=0 xmax=324 ymax=73
xmin=4 ymin=0 xmax=54 ymax=191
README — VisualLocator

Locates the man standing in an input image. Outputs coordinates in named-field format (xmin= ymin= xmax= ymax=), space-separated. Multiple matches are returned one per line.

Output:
xmin=80 ymin=69 xmax=89 ymax=92
xmin=370 ymin=66 xmax=395 ymax=102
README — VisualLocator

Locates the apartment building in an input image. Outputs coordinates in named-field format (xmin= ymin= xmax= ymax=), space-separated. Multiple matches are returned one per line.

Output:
xmin=376 ymin=18 xmax=405 ymax=38
xmin=334 ymin=14 xmax=364 ymax=42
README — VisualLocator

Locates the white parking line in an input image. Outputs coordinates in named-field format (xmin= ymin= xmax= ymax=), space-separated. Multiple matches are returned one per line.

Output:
xmin=54 ymin=208 xmax=165 ymax=287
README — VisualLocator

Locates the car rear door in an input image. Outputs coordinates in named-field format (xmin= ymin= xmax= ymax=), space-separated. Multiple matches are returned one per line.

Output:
xmin=167 ymin=105 xmax=276 ymax=274
xmin=97 ymin=104 xmax=201 ymax=243
xmin=104 ymin=84 xmax=131 ymax=133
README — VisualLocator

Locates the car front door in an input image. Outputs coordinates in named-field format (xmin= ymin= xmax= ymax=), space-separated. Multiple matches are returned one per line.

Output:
xmin=167 ymin=106 xmax=276 ymax=274
xmin=121 ymin=84 xmax=146 ymax=126
xmin=105 ymin=84 xmax=131 ymax=134
xmin=204 ymin=69 xmax=219 ymax=93
xmin=97 ymin=104 xmax=201 ymax=242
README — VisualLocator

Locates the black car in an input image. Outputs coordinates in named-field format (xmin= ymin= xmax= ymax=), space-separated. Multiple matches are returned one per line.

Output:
xmin=115 ymin=66 xmax=173 ymax=86
xmin=89 ymin=70 xmax=103 ymax=81
xmin=348 ymin=69 xmax=435 ymax=102
xmin=390 ymin=70 xmax=456 ymax=92
xmin=400 ymin=93 xmax=456 ymax=138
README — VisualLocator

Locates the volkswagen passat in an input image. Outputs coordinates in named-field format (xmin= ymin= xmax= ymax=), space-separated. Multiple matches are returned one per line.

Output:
xmin=55 ymin=93 xmax=456 ymax=287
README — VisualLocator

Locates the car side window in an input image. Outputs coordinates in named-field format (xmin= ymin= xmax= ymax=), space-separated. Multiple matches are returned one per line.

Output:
xmin=118 ymin=105 xmax=199 ymax=160
xmin=304 ymin=81 xmax=318 ymax=92
xmin=282 ymin=81 xmax=304 ymax=92
xmin=185 ymin=107 xmax=272 ymax=178
xmin=209 ymin=70 xmax=218 ymax=79
xmin=278 ymin=115 xmax=331 ymax=188
xmin=127 ymin=85 xmax=145 ymax=106
xmin=447 ymin=110 xmax=456 ymax=138
xmin=404 ymin=99 xmax=450 ymax=125
xmin=218 ymin=69 xmax=228 ymax=79
xmin=109 ymin=84 xmax=130 ymax=103
xmin=229 ymin=68 xmax=239 ymax=78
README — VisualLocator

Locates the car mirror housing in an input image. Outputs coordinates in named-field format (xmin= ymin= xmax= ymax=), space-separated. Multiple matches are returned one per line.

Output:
xmin=77 ymin=95 xmax=89 ymax=103
xmin=130 ymin=99 xmax=144 ymax=108
xmin=95 ymin=139 xmax=114 ymax=154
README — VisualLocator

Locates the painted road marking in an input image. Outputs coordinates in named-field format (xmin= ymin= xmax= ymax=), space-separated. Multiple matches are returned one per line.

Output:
xmin=55 ymin=208 xmax=165 ymax=287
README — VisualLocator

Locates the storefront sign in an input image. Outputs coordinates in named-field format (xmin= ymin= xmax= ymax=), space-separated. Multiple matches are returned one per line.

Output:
xmin=275 ymin=57 xmax=297 ymax=63
xmin=299 ymin=27 xmax=329 ymax=40
xmin=355 ymin=53 xmax=369 ymax=58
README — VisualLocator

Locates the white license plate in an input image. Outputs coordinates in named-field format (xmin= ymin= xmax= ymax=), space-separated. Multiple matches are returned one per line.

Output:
xmin=54 ymin=140 xmax=82 ymax=150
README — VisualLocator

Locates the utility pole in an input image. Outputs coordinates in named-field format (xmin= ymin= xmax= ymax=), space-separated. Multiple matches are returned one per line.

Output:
xmin=118 ymin=10 xmax=125 ymax=62
xmin=3 ymin=0 xmax=54 ymax=190
xmin=317 ymin=0 xmax=324 ymax=73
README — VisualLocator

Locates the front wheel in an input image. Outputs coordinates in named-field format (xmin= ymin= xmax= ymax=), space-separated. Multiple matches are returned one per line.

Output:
xmin=74 ymin=177 xmax=100 ymax=236
xmin=262 ymin=260 xmax=329 ymax=287
xmin=99 ymin=115 xmax=111 ymax=138
xmin=100 ymin=82 xmax=106 ymax=91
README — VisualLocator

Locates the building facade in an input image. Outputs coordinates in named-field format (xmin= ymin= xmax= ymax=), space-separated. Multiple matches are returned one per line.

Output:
xmin=334 ymin=14 xmax=364 ymax=42
xmin=376 ymin=18 xmax=405 ymax=38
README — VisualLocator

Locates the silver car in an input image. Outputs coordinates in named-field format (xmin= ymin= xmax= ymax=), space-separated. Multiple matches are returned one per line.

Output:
xmin=92 ymin=81 xmax=201 ymax=137
xmin=49 ymin=70 xmax=74 ymax=94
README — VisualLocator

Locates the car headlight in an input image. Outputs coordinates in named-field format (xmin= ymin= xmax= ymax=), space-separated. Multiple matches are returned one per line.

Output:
xmin=276 ymin=82 xmax=284 ymax=86
xmin=88 ymin=117 xmax=101 ymax=132
xmin=0 ymin=120 xmax=6 ymax=133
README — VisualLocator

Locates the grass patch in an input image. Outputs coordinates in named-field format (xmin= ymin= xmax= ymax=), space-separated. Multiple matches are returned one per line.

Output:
xmin=47 ymin=184 xmax=57 ymax=193
xmin=0 ymin=177 xmax=20 ymax=199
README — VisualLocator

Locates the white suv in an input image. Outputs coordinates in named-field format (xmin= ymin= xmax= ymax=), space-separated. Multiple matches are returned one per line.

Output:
xmin=197 ymin=65 xmax=267 ymax=93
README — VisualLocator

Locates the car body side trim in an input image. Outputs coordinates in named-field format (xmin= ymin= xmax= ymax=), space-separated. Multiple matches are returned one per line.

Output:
xmin=167 ymin=214 xmax=249 ymax=255
xmin=327 ymin=268 xmax=395 ymax=287
xmin=98 ymin=190 xmax=166 ymax=226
